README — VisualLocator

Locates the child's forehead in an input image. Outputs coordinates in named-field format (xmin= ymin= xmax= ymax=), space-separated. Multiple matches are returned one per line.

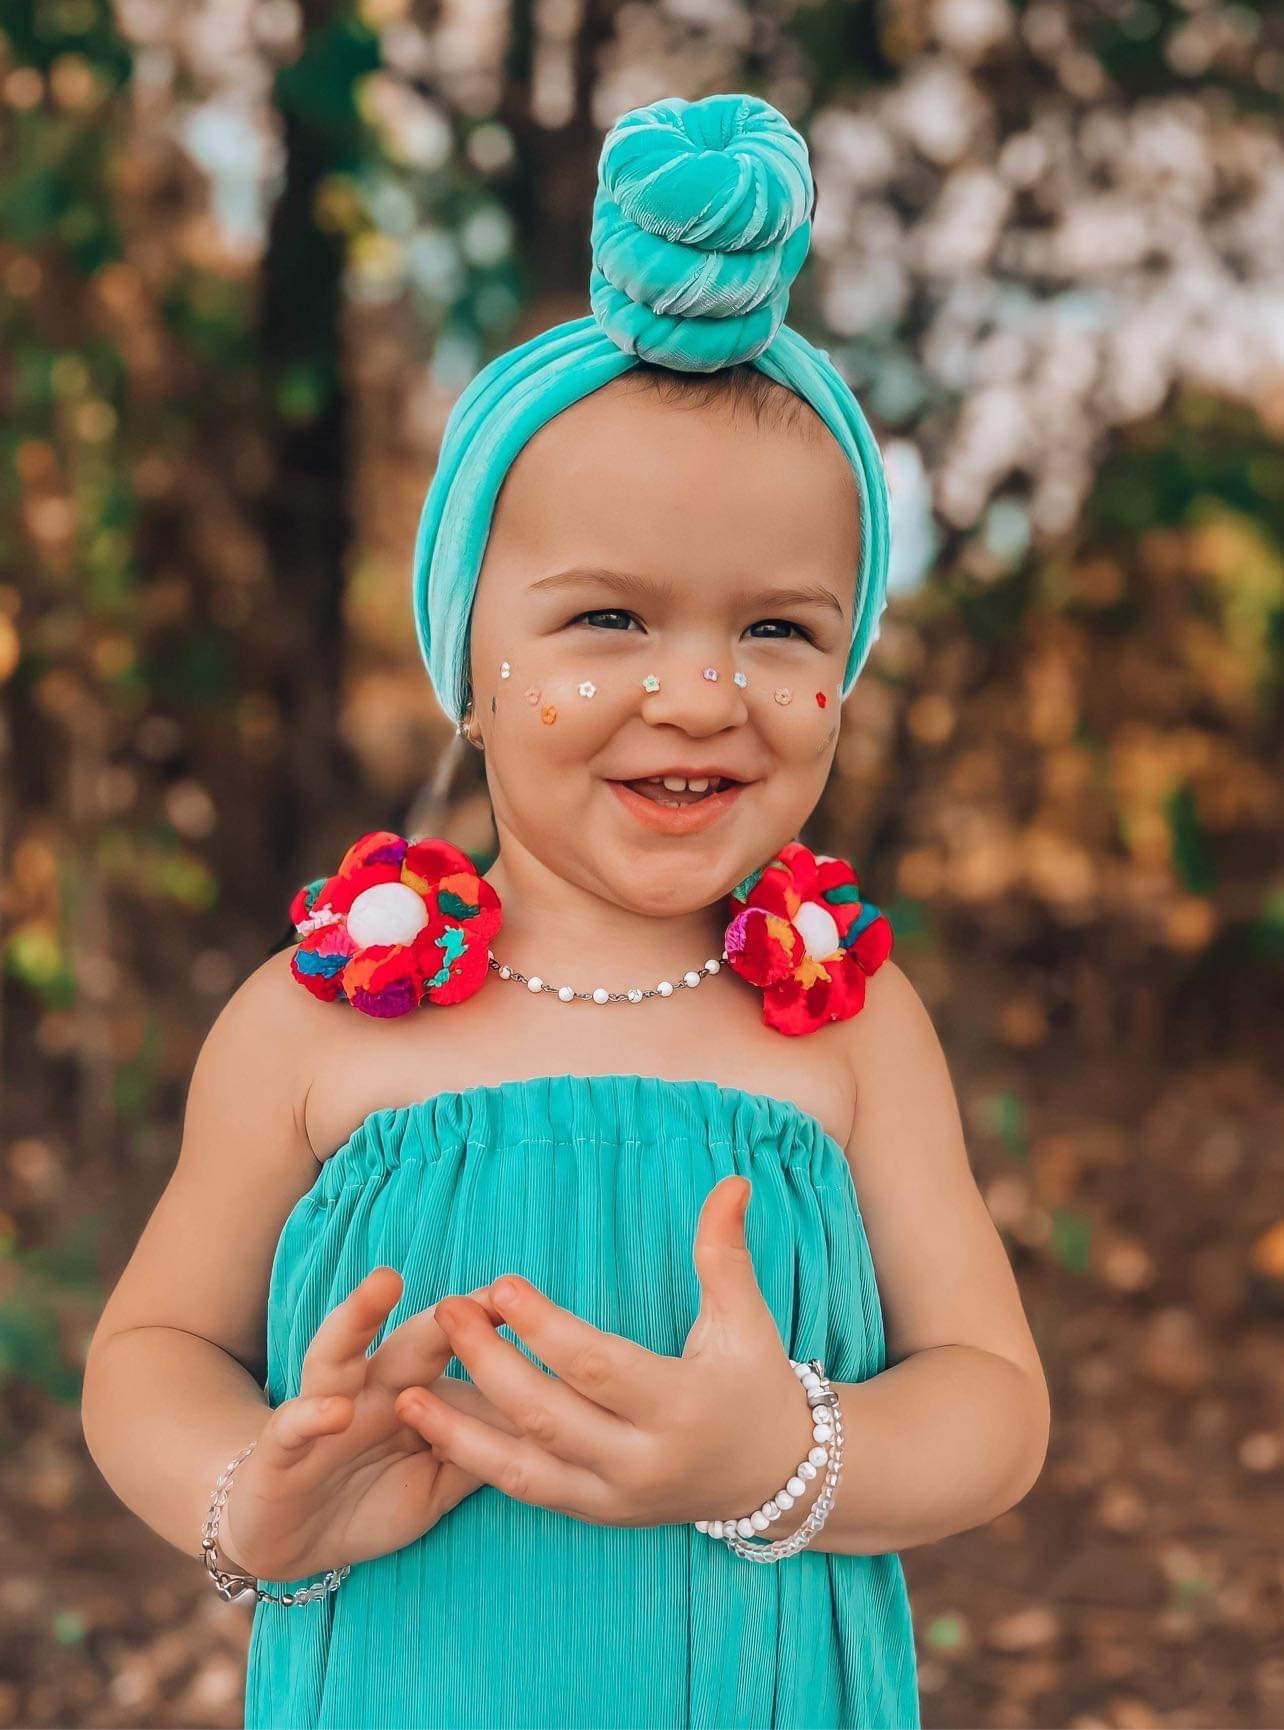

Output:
xmin=514 ymin=377 xmax=822 ymax=470
xmin=491 ymin=381 xmax=858 ymax=578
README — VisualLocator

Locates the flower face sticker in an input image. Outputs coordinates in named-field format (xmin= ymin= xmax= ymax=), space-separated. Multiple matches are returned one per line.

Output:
xmin=722 ymin=840 xmax=893 ymax=1036
xmin=288 ymin=830 xmax=502 ymax=1017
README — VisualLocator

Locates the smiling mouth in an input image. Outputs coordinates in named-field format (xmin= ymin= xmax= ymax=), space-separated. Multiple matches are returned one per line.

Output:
xmin=617 ymin=776 xmax=736 ymax=807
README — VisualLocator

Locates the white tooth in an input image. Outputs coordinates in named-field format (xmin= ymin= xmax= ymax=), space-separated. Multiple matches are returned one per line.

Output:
xmin=661 ymin=776 xmax=689 ymax=792
xmin=686 ymin=778 xmax=710 ymax=792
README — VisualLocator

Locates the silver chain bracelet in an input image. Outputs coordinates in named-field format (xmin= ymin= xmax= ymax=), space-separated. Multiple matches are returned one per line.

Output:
xmin=695 ymin=1357 xmax=845 ymax=1562
xmin=201 ymin=1439 xmax=352 ymax=1606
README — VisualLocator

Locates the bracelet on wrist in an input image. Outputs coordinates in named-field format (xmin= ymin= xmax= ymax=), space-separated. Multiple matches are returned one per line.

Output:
xmin=693 ymin=1357 xmax=844 ymax=1564
xmin=201 ymin=1439 xmax=351 ymax=1607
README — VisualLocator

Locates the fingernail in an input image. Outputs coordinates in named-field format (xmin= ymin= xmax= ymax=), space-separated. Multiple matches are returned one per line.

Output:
xmin=492 ymin=1278 xmax=520 ymax=1306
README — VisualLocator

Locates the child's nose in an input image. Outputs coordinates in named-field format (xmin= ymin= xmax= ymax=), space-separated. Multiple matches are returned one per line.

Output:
xmin=638 ymin=661 xmax=750 ymax=729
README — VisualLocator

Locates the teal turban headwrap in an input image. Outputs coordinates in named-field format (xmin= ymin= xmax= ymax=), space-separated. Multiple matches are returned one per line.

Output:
xmin=412 ymin=91 xmax=891 ymax=728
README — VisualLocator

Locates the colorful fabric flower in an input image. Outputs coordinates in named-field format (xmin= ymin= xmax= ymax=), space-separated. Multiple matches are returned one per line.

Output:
xmin=723 ymin=840 xmax=893 ymax=1036
xmin=288 ymin=830 xmax=502 ymax=1018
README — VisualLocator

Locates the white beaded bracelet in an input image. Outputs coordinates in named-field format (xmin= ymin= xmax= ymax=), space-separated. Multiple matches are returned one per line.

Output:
xmin=694 ymin=1357 xmax=844 ymax=1563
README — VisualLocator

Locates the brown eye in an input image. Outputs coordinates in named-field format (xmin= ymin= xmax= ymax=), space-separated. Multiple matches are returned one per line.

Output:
xmin=573 ymin=610 xmax=637 ymax=630
xmin=747 ymin=619 xmax=813 ymax=642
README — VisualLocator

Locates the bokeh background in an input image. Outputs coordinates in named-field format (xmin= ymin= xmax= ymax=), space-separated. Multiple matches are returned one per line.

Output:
xmin=2 ymin=0 xmax=1282 ymax=1725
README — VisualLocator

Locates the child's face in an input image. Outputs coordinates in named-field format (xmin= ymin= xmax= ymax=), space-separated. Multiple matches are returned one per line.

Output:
xmin=467 ymin=378 xmax=859 ymax=914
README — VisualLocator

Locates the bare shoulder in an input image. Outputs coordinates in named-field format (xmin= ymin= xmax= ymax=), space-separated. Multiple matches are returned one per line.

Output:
xmin=836 ymin=957 xmax=1048 ymax=1393
xmin=838 ymin=955 xmax=952 ymax=1141
xmin=203 ymin=941 xmax=333 ymax=1126
xmin=844 ymin=955 xmax=939 ymax=1070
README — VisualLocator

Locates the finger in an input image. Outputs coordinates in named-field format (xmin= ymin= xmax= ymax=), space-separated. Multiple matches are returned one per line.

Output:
xmin=298 ymin=1266 xmax=405 ymax=1402
xmin=427 ymin=1456 xmax=488 ymax=1523
xmin=361 ymin=1438 xmax=481 ymax=1540
xmin=432 ymin=1294 xmax=634 ymax=1472
xmin=396 ymin=1382 xmax=611 ymax=1521
xmin=692 ymin=1176 xmax=772 ymax=1318
xmin=430 ymin=1371 xmax=524 ymax=1439
xmin=259 ymin=1393 xmax=354 ymax=1466
xmin=367 ymin=1283 xmax=505 ymax=1396
xmin=481 ymin=1277 xmax=668 ymax=1425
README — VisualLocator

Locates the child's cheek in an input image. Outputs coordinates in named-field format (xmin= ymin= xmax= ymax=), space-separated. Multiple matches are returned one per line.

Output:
xmin=483 ymin=652 xmax=631 ymax=760
xmin=766 ymin=683 xmax=843 ymax=756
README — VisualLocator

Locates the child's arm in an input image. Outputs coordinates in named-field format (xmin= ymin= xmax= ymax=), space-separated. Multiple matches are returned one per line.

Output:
xmin=80 ymin=947 xmax=320 ymax=1570
xmin=84 ymin=944 xmax=517 ymax=1584
xmin=775 ymin=957 xmax=1052 ymax=1555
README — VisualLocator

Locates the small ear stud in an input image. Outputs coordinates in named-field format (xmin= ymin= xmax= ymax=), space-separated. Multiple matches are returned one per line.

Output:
xmin=733 ymin=670 xmax=748 ymax=688
xmin=577 ymin=680 xmax=597 ymax=698
xmin=641 ymin=673 xmax=661 ymax=692
xmin=702 ymin=666 xmax=719 ymax=682
xmin=773 ymin=686 xmax=793 ymax=705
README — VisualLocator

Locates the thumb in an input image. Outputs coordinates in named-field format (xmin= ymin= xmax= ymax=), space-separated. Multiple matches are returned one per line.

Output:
xmin=685 ymin=1176 xmax=776 ymax=1355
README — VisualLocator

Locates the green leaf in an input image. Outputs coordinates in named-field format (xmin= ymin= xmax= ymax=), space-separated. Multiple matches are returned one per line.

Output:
xmin=1048 ymin=1208 xmax=1093 ymax=1275
xmin=1166 ymin=780 xmax=1216 ymax=896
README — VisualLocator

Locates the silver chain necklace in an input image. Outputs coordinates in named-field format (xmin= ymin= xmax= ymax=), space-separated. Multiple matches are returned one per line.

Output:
xmin=487 ymin=946 xmax=730 ymax=1005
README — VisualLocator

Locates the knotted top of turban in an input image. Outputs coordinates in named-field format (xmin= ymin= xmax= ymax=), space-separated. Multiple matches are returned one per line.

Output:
xmin=411 ymin=91 xmax=891 ymax=728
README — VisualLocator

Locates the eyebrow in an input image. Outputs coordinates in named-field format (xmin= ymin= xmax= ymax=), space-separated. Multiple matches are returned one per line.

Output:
xmin=529 ymin=566 xmax=847 ymax=619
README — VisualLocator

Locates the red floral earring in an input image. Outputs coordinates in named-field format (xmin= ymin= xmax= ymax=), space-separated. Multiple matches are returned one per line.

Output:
xmin=288 ymin=831 xmax=501 ymax=1017
xmin=722 ymin=841 xmax=893 ymax=1036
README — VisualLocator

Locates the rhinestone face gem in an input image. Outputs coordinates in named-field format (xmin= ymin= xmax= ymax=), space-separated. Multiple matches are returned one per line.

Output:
xmin=815 ymin=690 xmax=826 ymax=707
xmin=500 ymin=660 xmax=511 ymax=678
xmin=773 ymin=686 xmax=793 ymax=705
xmin=577 ymin=680 xmax=596 ymax=698
xmin=732 ymin=670 xmax=748 ymax=687
xmin=641 ymin=673 xmax=661 ymax=693
xmin=702 ymin=666 xmax=719 ymax=682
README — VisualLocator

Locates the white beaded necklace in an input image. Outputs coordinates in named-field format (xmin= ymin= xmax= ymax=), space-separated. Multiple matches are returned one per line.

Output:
xmin=488 ymin=947 xmax=730 ymax=1005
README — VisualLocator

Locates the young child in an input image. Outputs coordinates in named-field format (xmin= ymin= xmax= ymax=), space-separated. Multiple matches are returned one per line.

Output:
xmin=81 ymin=93 xmax=1049 ymax=1730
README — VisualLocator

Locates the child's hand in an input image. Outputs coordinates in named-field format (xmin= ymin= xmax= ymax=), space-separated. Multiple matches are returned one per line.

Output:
xmin=220 ymin=1267 xmax=518 ymax=1583
xmin=395 ymin=1177 xmax=819 ymax=1530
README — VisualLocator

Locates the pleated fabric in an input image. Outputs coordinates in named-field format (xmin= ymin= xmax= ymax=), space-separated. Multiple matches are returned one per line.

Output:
xmin=243 ymin=1074 xmax=920 ymax=1730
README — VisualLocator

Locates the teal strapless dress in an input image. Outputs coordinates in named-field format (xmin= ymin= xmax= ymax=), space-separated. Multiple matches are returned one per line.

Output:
xmin=243 ymin=1073 xmax=920 ymax=1730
